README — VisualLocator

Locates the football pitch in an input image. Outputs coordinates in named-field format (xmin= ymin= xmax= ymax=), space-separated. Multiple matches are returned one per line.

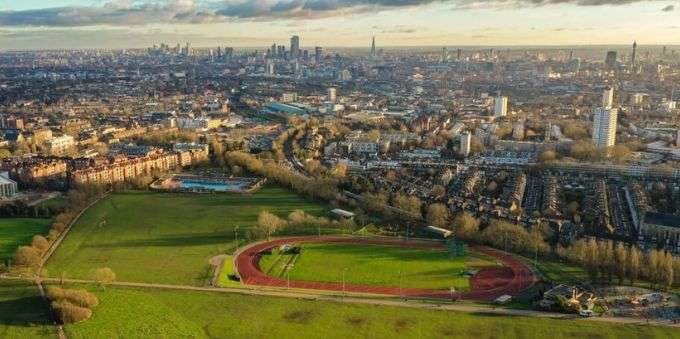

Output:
xmin=258 ymin=242 xmax=500 ymax=290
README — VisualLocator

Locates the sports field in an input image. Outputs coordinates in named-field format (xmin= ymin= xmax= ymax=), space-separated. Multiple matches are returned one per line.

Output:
xmin=59 ymin=285 xmax=676 ymax=339
xmin=0 ymin=218 xmax=51 ymax=260
xmin=0 ymin=280 xmax=54 ymax=338
xmin=258 ymin=243 xmax=499 ymax=290
xmin=45 ymin=188 xmax=326 ymax=285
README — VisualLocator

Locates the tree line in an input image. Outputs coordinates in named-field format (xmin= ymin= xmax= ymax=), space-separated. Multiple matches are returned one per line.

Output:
xmin=252 ymin=210 xmax=357 ymax=240
xmin=556 ymin=238 xmax=678 ymax=289
xmin=221 ymin=151 xmax=342 ymax=203
xmin=0 ymin=200 xmax=63 ymax=218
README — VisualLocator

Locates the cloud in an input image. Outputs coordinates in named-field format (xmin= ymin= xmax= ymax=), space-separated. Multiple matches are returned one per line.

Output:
xmin=0 ymin=0 xmax=672 ymax=27
xmin=0 ymin=26 xmax=273 ymax=50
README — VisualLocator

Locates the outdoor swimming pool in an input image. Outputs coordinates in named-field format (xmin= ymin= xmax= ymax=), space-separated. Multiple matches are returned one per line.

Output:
xmin=179 ymin=180 xmax=247 ymax=192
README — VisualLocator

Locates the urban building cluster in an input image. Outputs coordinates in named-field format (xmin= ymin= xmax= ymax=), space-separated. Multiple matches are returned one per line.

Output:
xmin=1 ymin=37 xmax=679 ymax=253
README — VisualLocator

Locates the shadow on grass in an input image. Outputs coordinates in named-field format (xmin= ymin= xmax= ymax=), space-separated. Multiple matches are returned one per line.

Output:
xmin=0 ymin=296 xmax=52 ymax=327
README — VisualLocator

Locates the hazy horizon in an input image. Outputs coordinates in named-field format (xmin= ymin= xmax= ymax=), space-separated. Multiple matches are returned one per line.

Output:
xmin=1 ymin=1 xmax=680 ymax=50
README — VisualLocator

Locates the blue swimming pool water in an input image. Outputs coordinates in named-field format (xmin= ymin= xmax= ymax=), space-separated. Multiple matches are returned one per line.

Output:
xmin=179 ymin=180 xmax=244 ymax=192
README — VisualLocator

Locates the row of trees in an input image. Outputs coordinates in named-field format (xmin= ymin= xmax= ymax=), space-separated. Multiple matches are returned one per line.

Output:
xmin=450 ymin=215 xmax=551 ymax=258
xmin=0 ymin=200 xmax=63 ymax=218
xmin=556 ymin=238 xmax=679 ymax=289
xmin=253 ymin=210 xmax=357 ymax=239
xmin=222 ymin=151 xmax=342 ymax=202
xmin=449 ymin=211 xmax=679 ymax=289
xmin=537 ymin=141 xmax=636 ymax=164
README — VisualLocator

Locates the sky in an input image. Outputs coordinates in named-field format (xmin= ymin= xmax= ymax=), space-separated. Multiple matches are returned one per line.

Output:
xmin=0 ymin=0 xmax=679 ymax=50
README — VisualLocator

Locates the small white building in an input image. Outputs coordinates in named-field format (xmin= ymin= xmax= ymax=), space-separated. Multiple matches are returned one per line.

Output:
xmin=330 ymin=209 xmax=355 ymax=219
xmin=0 ymin=172 xmax=17 ymax=198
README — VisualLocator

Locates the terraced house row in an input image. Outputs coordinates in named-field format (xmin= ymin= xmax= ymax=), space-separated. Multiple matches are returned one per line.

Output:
xmin=70 ymin=148 xmax=208 ymax=185
xmin=0 ymin=147 xmax=208 ymax=187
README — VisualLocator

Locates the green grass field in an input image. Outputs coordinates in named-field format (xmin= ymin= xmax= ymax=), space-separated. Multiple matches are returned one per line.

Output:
xmin=46 ymin=188 xmax=327 ymax=286
xmin=258 ymin=243 xmax=499 ymax=290
xmin=59 ymin=285 xmax=676 ymax=339
xmin=216 ymin=255 xmax=240 ymax=287
xmin=0 ymin=280 xmax=54 ymax=339
xmin=0 ymin=218 xmax=52 ymax=261
xmin=534 ymin=259 xmax=588 ymax=285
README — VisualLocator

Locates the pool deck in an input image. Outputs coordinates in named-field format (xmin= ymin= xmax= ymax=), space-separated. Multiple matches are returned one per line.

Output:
xmin=150 ymin=174 xmax=266 ymax=194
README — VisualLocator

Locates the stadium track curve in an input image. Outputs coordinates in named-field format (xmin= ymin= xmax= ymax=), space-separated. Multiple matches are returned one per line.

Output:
xmin=234 ymin=236 xmax=536 ymax=301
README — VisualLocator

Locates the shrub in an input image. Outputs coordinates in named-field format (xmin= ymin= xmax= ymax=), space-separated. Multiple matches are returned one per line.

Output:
xmin=51 ymin=221 xmax=67 ymax=233
xmin=46 ymin=229 xmax=61 ymax=242
xmin=13 ymin=246 xmax=41 ymax=268
xmin=51 ymin=300 xmax=92 ymax=324
xmin=46 ymin=286 xmax=66 ymax=300
xmin=31 ymin=235 xmax=50 ymax=254
xmin=47 ymin=287 xmax=99 ymax=308
xmin=93 ymin=267 xmax=116 ymax=285
xmin=64 ymin=289 xmax=99 ymax=308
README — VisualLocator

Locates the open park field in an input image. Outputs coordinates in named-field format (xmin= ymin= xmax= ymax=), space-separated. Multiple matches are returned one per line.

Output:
xmin=0 ymin=280 xmax=53 ymax=338
xmin=0 ymin=218 xmax=51 ymax=261
xmin=45 ymin=188 xmax=327 ymax=285
xmin=258 ymin=243 xmax=500 ymax=290
xmin=56 ymin=284 xmax=676 ymax=339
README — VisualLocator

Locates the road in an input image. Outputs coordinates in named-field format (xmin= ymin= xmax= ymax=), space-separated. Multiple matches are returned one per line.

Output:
xmin=282 ymin=129 xmax=310 ymax=177
xmin=2 ymin=274 xmax=676 ymax=328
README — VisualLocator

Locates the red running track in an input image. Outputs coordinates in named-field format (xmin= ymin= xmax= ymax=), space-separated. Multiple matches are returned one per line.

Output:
xmin=233 ymin=236 xmax=536 ymax=301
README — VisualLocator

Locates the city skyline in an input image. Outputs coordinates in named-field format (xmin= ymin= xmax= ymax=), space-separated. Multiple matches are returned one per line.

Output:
xmin=1 ymin=0 xmax=680 ymax=50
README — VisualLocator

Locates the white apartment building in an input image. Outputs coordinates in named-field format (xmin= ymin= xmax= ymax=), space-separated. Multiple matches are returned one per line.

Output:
xmin=460 ymin=132 xmax=472 ymax=157
xmin=602 ymin=87 xmax=614 ymax=108
xmin=494 ymin=96 xmax=508 ymax=117
xmin=44 ymin=135 xmax=75 ymax=155
xmin=327 ymin=87 xmax=337 ymax=103
xmin=592 ymin=107 xmax=618 ymax=149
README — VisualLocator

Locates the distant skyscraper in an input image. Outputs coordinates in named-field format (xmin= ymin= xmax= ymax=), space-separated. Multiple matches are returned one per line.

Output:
xmin=290 ymin=35 xmax=300 ymax=58
xmin=494 ymin=95 xmax=508 ymax=117
xmin=441 ymin=47 xmax=447 ymax=62
xmin=631 ymin=41 xmax=637 ymax=67
xmin=460 ymin=132 xmax=472 ymax=157
xmin=315 ymin=46 xmax=323 ymax=64
xmin=371 ymin=36 xmax=376 ymax=58
xmin=266 ymin=61 xmax=275 ymax=75
xmin=592 ymin=107 xmax=618 ymax=149
xmin=327 ymin=87 xmax=337 ymax=103
xmin=602 ymin=87 xmax=614 ymax=108
xmin=605 ymin=51 xmax=617 ymax=70
xmin=457 ymin=49 xmax=462 ymax=60
xmin=270 ymin=43 xmax=277 ymax=58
